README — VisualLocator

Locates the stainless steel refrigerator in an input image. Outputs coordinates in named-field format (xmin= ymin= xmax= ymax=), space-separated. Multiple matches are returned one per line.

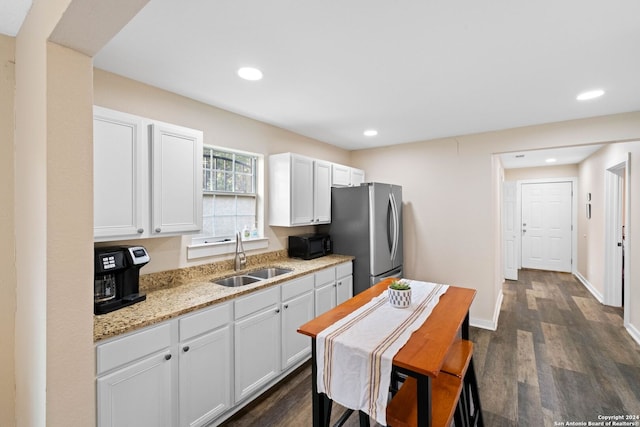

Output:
xmin=328 ymin=183 xmax=403 ymax=295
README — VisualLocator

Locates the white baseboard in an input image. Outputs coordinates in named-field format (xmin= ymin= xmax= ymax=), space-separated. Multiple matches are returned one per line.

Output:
xmin=626 ymin=322 xmax=640 ymax=347
xmin=574 ymin=271 xmax=604 ymax=303
xmin=470 ymin=290 xmax=503 ymax=331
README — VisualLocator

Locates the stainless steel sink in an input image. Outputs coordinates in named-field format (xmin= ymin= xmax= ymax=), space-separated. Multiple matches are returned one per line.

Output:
xmin=212 ymin=267 xmax=293 ymax=287
xmin=246 ymin=267 xmax=293 ymax=279
xmin=213 ymin=275 xmax=261 ymax=287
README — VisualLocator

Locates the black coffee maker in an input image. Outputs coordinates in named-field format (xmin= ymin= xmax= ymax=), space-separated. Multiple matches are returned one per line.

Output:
xmin=94 ymin=246 xmax=150 ymax=315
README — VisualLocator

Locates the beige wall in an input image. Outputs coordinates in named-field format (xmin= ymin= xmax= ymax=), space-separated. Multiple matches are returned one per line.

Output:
xmin=46 ymin=41 xmax=95 ymax=426
xmin=14 ymin=0 xmax=96 ymax=426
xmin=577 ymin=142 xmax=640 ymax=330
xmin=351 ymin=112 xmax=640 ymax=328
xmin=93 ymin=69 xmax=352 ymax=273
xmin=504 ymin=164 xmax=579 ymax=181
xmin=0 ymin=34 xmax=16 ymax=427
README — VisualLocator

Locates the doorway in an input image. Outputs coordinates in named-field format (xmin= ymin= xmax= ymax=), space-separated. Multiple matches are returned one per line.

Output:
xmin=521 ymin=181 xmax=573 ymax=273
xmin=604 ymin=157 xmax=629 ymax=314
xmin=502 ymin=178 xmax=577 ymax=280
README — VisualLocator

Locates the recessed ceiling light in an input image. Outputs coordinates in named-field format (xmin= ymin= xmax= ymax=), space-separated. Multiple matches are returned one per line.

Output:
xmin=546 ymin=158 xmax=557 ymax=163
xmin=237 ymin=67 xmax=263 ymax=81
xmin=363 ymin=129 xmax=378 ymax=137
xmin=576 ymin=89 xmax=604 ymax=101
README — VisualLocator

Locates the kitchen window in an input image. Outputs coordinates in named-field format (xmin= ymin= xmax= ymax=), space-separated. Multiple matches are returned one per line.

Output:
xmin=189 ymin=147 xmax=267 ymax=259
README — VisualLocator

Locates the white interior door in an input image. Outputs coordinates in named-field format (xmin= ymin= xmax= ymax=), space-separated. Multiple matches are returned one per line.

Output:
xmin=503 ymin=181 xmax=518 ymax=280
xmin=521 ymin=182 xmax=573 ymax=272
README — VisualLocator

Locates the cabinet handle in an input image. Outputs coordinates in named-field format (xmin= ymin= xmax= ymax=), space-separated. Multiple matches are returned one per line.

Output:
xmin=275 ymin=309 xmax=280 ymax=313
xmin=164 ymin=354 xmax=172 ymax=361
xmin=284 ymin=304 xmax=289 ymax=309
xmin=137 ymin=228 xmax=144 ymax=234
xmin=337 ymin=281 xmax=342 ymax=286
xmin=183 ymin=346 xmax=190 ymax=352
xmin=155 ymin=227 xmax=162 ymax=233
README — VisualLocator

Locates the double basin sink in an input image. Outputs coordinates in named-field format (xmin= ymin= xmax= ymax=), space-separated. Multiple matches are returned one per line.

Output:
xmin=212 ymin=267 xmax=293 ymax=287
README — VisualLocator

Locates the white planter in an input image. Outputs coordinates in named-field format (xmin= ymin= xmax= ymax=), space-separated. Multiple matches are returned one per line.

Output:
xmin=388 ymin=287 xmax=412 ymax=309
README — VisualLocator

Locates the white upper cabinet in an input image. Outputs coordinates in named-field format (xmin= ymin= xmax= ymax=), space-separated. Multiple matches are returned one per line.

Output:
xmin=94 ymin=107 xmax=147 ymax=239
xmin=331 ymin=163 xmax=351 ymax=187
xmin=93 ymin=107 xmax=203 ymax=241
xmin=350 ymin=168 xmax=365 ymax=186
xmin=313 ymin=160 xmax=332 ymax=223
xmin=269 ymin=153 xmax=331 ymax=226
xmin=150 ymin=122 xmax=203 ymax=235
xmin=331 ymin=162 xmax=365 ymax=187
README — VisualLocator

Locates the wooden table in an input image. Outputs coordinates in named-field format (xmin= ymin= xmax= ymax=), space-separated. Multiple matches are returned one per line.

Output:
xmin=297 ymin=278 xmax=476 ymax=427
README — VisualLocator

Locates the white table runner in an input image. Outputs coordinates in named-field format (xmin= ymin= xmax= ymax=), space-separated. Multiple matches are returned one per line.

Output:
xmin=316 ymin=280 xmax=449 ymax=425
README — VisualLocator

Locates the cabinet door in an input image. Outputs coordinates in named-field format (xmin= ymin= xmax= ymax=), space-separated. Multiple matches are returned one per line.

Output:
xmin=281 ymin=291 xmax=314 ymax=370
xmin=234 ymin=307 xmax=281 ymax=402
xmin=179 ymin=326 xmax=232 ymax=427
xmin=315 ymin=283 xmax=336 ymax=316
xmin=336 ymin=275 xmax=353 ymax=305
xmin=290 ymin=155 xmax=314 ymax=225
xmin=151 ymin=122 xmax=203 ymax=235
xmin=314 ymin=160 xmax=332 ymax=223
xmin=93 ymin=107 xmax=146 ymax=240
xmin=350 ymin=168 xmax=365 ymax=186
xmin=331 ymin=163 xmax=351 ymax=187
xmin=97 ymin=351 xmax=173 ymax=427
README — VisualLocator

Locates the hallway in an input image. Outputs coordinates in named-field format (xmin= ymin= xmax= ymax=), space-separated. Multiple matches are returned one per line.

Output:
xmin=472 ymin=269 xmax=640 ymax=426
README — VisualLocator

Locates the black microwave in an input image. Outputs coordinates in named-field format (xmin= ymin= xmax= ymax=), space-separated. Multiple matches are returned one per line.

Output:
xmin=288 ymin=233 xmax=333 ymax=260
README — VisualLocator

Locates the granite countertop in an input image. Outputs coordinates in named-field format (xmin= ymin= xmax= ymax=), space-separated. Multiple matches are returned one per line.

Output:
xmin=94 ymin=252 xmax=354 ymax=342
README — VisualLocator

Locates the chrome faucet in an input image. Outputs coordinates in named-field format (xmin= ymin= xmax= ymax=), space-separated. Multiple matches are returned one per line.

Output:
xmin=234 ymin=231 xmax=247 ymax=271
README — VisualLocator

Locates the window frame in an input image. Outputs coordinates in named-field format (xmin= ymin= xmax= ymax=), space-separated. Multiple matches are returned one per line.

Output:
xmin=188 ymin=146 xmax=267 ymax=259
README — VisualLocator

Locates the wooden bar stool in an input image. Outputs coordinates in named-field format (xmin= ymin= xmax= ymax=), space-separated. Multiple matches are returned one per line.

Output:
xmin=385 ymin=339 xmax=483 ymax=427
xmin=441 ymin=340 xmax=484 ymax=427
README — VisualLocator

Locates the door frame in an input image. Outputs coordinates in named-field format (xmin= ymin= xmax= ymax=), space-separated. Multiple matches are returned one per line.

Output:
xmin=604 ymin=155 xmax=630 ymax=320
xmin=516 ymin=177 xmax=578 ymax=274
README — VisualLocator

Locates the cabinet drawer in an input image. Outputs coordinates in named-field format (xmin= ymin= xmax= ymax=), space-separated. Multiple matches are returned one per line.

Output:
xmin=281 ymin=274 xmax=314 ymax=301
xmin=336 ymin=262 xmax=352 ymax=278
xmin=97 ymin=322 xmax=171 ymax=375
xmin=179 ymin=302 xmax=231 ymax=341
xmin=235 ymin=286 xmax=279 ymax=320
xmin=314 ymin=268 xmax=335 ymax=288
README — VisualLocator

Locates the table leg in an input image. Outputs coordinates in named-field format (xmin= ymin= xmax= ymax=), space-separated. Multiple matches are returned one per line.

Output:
xmin=462 ymin=312 xmax=470 ymax=340
xmin=311 ymin=339 xmax=329 ymax=427
xmin=416 ymin=374 xmax=432 ymax=427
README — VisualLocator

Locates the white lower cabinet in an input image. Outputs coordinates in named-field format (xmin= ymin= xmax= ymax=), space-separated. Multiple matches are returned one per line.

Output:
xmin=336 ymin=262 xmax=354 ymax=305
xmin=234 ymin=286 xmax=281 ymax=403
xmin=178 ymin=303 xmax=232 ymax=427
xmin=96 ymin=264 xmax=353 ymax=426
xmin=96 ymin=323 xmax=175 ymax=427
xmin=281 ymin=275 xmax=315 ymax=370
xmin=97 ymin=352 xmax=174 ymax=427
xmin=315 ymin=281 xmax=337 ymax=316
xmin=314 ymin=262 xmax=354 ymax=315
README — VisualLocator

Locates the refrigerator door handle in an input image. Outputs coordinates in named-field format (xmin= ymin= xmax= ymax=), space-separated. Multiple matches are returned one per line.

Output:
xmin=389 ymin=192 xmax=399 ymax=261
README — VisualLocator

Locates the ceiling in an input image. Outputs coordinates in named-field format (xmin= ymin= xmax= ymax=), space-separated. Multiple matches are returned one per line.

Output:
xmin=6 ymin=1 xmax=640 ymax=161
xmin=499 ymin=145 xmax=603 ymax=169
xmin=0 ymin=0 xmax=31 ymax=36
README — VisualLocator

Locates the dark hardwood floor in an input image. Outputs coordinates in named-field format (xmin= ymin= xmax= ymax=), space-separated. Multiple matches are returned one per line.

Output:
xmin=220 ymin=270 xmax=640 ymax=427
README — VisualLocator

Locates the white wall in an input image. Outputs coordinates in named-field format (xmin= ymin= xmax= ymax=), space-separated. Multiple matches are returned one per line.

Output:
xmin=351 ymin=113 xmax=640 ymax=330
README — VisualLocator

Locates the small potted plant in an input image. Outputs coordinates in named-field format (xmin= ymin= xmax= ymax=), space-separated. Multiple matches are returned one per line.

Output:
xmin=388 ymin=280 xmax=412 ymax=308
